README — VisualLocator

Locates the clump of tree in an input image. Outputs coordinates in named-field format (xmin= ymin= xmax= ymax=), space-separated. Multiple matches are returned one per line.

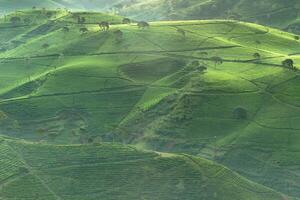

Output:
xmin=79 ymin=27 xmax=88 ymax=34
xmin=188 ymin=60 xmax=207 ymax=73
xmin=122 ymin=18 xmax=131 ymax=24
xmin=233 ymin=107 xmax=248 ymax=120
xmin=294 ymin=35 xmax=300 ymax=40
xmin=99 ymin=21 xmax=110 ymax=31
xmin=211 ymin=56 xmax=223 ymax=69
xmin=137 ymin=21 xmax=150 ymax=29
xmin=114 ymin=30 xmax=123 ymax=43
xmin=282 ymin=59 xmax=297 ymax=71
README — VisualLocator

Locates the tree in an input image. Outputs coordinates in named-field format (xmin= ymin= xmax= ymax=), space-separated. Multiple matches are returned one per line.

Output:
xmin=18 ymin=167 xmax=29 ymax=174
xmin=255 ymin=40 xmax=261 ymax=49
xmin=42 ymin=43 xmax=49 ymax=49
xmin=81 ymin=17 xmax=86 ymax=24
xmin=282 ymin=59 xmax=296 ymax=70
xmin=79 ymin=27 xmax=88 ymax=33
xmin=233 ymin=107 xmax=248 ymax=120
xmin=122 ymin=18 xmax=131 ymax=24
xmin=177 ymin=28 xmax=186 ymax=37
xmin=253 ymin=52 xmax=261 ymax=60
xmin=137 ymin=21 xmax=150 ymax=29
xmin=294 ymin=35 xmax=300 ymax=40
xmin=77 ymin=16 xmax=86 ymax=24
xmin=211 ymin=56 xmax=223 ymax=68
xmin=190 ymin=60 xmax=200 ymax=68
xmin=197 ymin=66 xmax=207 ymax=73
xmin=188 ymin=60 xmax=207 ymax=73
xmin=99 ymin=21 xmax=110 ymax=31
xmin=10 ymin=16 xmax=21 ymax=25
xmin=23 ymin=18 xmax=31 ymax=25
xmin=62 ymin=26 xmax=70 ymax=32
xmin=114 ymin=30 xmax=123 ymax=43
xmin=46 ymin=11 xmax=53 ymax=18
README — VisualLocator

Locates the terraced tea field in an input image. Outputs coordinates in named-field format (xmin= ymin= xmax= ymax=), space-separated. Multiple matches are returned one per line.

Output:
xmin=0 ymin=10 xmax=300 ymax=199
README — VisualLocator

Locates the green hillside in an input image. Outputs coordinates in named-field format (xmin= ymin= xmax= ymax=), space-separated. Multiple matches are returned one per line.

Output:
xmin=1 ymin=10 xmax=300 ymax=198
xmin=116 ymin=0 xmax=300 ymax=33
xmin=2 ymin=0 xmax=300 ymax=34
xmin=0 ymin=0 xmax=122 ymax=13
xmin=0 ymin=137 xmax=290 ymax=200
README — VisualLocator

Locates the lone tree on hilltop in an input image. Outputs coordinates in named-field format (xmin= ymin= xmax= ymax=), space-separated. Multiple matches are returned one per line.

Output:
xmin=99 ymin=21 xmax=110 ymax=31
xmin=211 ymin=56 xmax=223 ymax=69
xmin=233 ymin=107 xmax=248 ymax=120
xmin=282 ymin=59 xmax=296 ymax=70
xmin=122 ymin=18 xmax=131 ymax=24
xmin=137 ymin=21 xmax=150 ymax=29
xmin=10 ymin=16 xmax=21 ymax=25
xmin=79 ymin=27 xmax=88 ymax=33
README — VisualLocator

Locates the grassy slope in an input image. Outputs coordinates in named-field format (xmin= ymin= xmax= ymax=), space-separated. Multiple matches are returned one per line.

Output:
xmin=2 ymin=0 xmax=300 ymax=34
xmin=0 ymin=0 xmax=122 ymax=13
xmin=116 ymin=0 xmax=300 ymax=33
xmin=0 ymin=137 xmax=289 ymax=200
xmin=1 ymin=11 xmax=300 ymax=197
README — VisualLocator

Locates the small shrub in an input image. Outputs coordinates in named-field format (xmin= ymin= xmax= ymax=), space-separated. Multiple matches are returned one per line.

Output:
xmin=42 ymin=43 xmax=50 ymax=49
xmin=282 ymin=59 xmax=296 ymax=70
xmin=137 ymin=21 xmax=150 ymax=29
xmin=122 ymin=18 xmax=131 ymax=24
xmin=233 ymin=107 xmax=248 ymax=120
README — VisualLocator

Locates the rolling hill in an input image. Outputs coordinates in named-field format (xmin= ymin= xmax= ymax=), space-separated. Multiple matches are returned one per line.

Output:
xmin=0 ymin=137 xmax=290 ymax=200
xmin=1 ymin=9 xmax=300 ymax=198
xmin=1 ymin=0 xmax=300 ymax=34
xmin=115 ymin=0 xmax=300 ymax=33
